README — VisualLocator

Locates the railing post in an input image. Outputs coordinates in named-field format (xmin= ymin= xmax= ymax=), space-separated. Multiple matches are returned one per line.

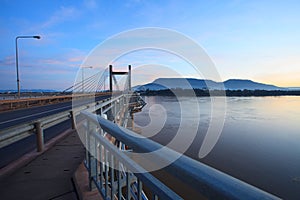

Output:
xmin=35 ymin=122 xmax=44 ymax=152
xmin=87 ymin=120 xmax=92 ymax=190
xmin=70 ymin=111 xmax=76 ymax=129
xmin=87 ymin=120 xmax=97 ymax=191
xmin=90 ymin=137 xmax=97 ymax=191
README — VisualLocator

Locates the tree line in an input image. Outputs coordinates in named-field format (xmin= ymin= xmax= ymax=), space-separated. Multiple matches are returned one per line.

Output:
xmin=138 ymin=88 xmax=300 ymax=97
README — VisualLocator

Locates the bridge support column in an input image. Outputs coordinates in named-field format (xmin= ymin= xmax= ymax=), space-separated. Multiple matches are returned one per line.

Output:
xmin=128 ymin=65 xmax=131 ymax=91
xmin=109 ymin=64 xmax=113 ymax=92
xmin=35 ymin=122 xmax=44 ymax=152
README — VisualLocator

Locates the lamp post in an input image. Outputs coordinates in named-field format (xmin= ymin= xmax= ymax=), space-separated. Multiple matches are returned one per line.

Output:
xmin=81 ymin=66 xmax=93 ymax=93
xmin=15 ymin=35 xmax=41 ymax=98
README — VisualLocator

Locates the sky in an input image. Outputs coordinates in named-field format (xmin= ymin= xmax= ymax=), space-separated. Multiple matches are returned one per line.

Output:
xmin=0 ymin=0 xmax=300 ymax=90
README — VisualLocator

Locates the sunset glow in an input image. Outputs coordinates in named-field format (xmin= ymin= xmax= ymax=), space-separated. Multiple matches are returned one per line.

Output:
xmin=0 ymin=1 xmax=300 ymax=90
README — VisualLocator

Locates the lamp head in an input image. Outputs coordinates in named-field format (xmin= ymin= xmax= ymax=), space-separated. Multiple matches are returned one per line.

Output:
xmin=33 ymin=36 xmax=41 ymax=39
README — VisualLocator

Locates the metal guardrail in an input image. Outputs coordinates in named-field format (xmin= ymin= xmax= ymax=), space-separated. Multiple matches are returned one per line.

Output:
xmin=0 ymin=92 xmax=112 ymax=112
xmin=81 ymin=111 xmax=281 ymax=200
xmin=0 ymin=94 xmax=125 ymax=151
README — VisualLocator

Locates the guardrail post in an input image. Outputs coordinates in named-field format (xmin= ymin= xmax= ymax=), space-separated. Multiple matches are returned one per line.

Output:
xmin=35 ymin=122 xmax=44 ymax=152
xmin=117 ymin=99 xmax=120 ymax=114
xmin=70 ymin=111 xmax=76 ymax=129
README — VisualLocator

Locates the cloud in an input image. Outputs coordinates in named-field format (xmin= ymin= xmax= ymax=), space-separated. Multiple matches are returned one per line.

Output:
xmin=40 ymin=59 xmax=61 ymax=65
xmin=0 ymin=55 xmax=15 ymax=66
xmin=41 ymin=6 xmax=79 ymax=29
xmin=84 ymin=0 xmax=99 ymax=10
xmin=36 ymin=49 xmax=86 ymax=69
xmin=0 ymin=48 xmax=86 ymax=73
xmin=68 ymin=56 xmax=84 ymax=63
xmin=125 ymin=0 xmax=144 ymax=7
xmin=24 ymin=5 xmax=80 ymax=34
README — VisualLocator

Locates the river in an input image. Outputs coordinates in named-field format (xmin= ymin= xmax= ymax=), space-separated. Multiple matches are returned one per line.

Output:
xmin=133 ymin=96 xmax=300 ymax=199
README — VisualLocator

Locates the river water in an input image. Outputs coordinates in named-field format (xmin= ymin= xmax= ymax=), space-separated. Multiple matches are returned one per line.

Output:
xmin=133 ymin=96 xmax=300 ymax=199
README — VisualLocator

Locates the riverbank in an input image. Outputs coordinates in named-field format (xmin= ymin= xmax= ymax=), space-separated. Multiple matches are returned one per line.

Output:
xmin=138 ymin=88 xmax=300 ymax=96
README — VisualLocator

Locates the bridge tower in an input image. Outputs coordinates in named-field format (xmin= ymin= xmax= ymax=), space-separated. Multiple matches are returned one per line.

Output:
xmin=109 ymin=65 xmax=131 ymax=92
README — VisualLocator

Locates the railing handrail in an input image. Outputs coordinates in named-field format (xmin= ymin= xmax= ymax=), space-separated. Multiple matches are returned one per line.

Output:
xmin=81 ymin=111 xmax=281 ymax=200
xmin=89 ymin=128 xmax=182 ymax=200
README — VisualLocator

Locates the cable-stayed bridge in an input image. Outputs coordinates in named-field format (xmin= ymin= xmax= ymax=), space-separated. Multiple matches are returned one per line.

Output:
xmin=0 ymin=65 xmax=279 ymax=200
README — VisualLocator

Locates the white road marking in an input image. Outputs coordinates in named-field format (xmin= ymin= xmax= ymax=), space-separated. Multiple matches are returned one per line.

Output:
xmin=0 ymin=105 xmax=72 ymax=125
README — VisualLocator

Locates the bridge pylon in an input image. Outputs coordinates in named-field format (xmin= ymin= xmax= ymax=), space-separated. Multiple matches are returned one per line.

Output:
xmin=109 ymin=65 xmax=131 ymax=93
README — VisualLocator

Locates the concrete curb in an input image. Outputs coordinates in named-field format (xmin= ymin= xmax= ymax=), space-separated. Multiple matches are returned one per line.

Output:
xmin=73 ymin=162 xmax=103 ymax=200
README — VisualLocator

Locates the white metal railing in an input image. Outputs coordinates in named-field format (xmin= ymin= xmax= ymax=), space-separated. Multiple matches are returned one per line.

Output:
xmin=82 ymin=110 xmax=182 ymax=200
xmin=81 ymin=110 xmax=281 ymax=200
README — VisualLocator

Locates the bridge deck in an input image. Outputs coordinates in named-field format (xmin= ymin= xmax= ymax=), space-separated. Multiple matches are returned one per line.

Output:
xmin=0 ymin=130 xmax=85 ymax=200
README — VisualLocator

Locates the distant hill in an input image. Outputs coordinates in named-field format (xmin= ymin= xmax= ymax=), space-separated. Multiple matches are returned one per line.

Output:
xmin=287 ymin=87 xmax=300 ymax=91
xmin=134 ymin=78 xmax=286 ymax=91
xmin=223 ymin=79 xmax=284 ymax=90
xmin=133 ymin=83 xmax=168 ymax=91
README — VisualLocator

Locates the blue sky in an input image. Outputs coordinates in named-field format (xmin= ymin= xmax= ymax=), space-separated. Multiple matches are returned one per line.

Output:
xmin=0 ymin=0 xmax=300 ymax=90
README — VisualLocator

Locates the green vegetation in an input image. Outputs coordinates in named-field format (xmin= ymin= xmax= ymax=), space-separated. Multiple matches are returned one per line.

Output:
xmin=139 ymin=88 xmax=300 ymax=97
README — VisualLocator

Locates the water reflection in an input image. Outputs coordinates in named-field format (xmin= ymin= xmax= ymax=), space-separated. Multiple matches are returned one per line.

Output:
xmin=133 ymin=96 xmax=300 ymax=199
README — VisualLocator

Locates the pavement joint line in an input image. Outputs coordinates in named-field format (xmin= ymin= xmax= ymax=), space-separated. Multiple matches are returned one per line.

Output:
xmin=0 ymin=128 xmax=75 ymax=180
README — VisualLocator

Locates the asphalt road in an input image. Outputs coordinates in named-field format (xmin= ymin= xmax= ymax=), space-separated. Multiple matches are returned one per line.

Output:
xmin=0 ymin=95 xmax=110 ymax=130
xmin=0 ymin=95 xmax=110 ymax=168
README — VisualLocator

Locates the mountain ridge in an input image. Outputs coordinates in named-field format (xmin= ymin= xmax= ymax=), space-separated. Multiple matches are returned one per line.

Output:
xmin=134 ymin=78 xmax=288 ymax=91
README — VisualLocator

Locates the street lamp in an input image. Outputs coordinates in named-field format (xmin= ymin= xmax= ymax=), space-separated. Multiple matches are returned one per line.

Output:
xmin=81 ymin=66 xmax=93 ymax=93
xmin=15 ymin=35 xmax=41 ymax=98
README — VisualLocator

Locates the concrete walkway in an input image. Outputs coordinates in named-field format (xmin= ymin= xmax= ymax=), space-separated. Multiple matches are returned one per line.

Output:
xmin=0 ymin=130 xmax=85 ymax=200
